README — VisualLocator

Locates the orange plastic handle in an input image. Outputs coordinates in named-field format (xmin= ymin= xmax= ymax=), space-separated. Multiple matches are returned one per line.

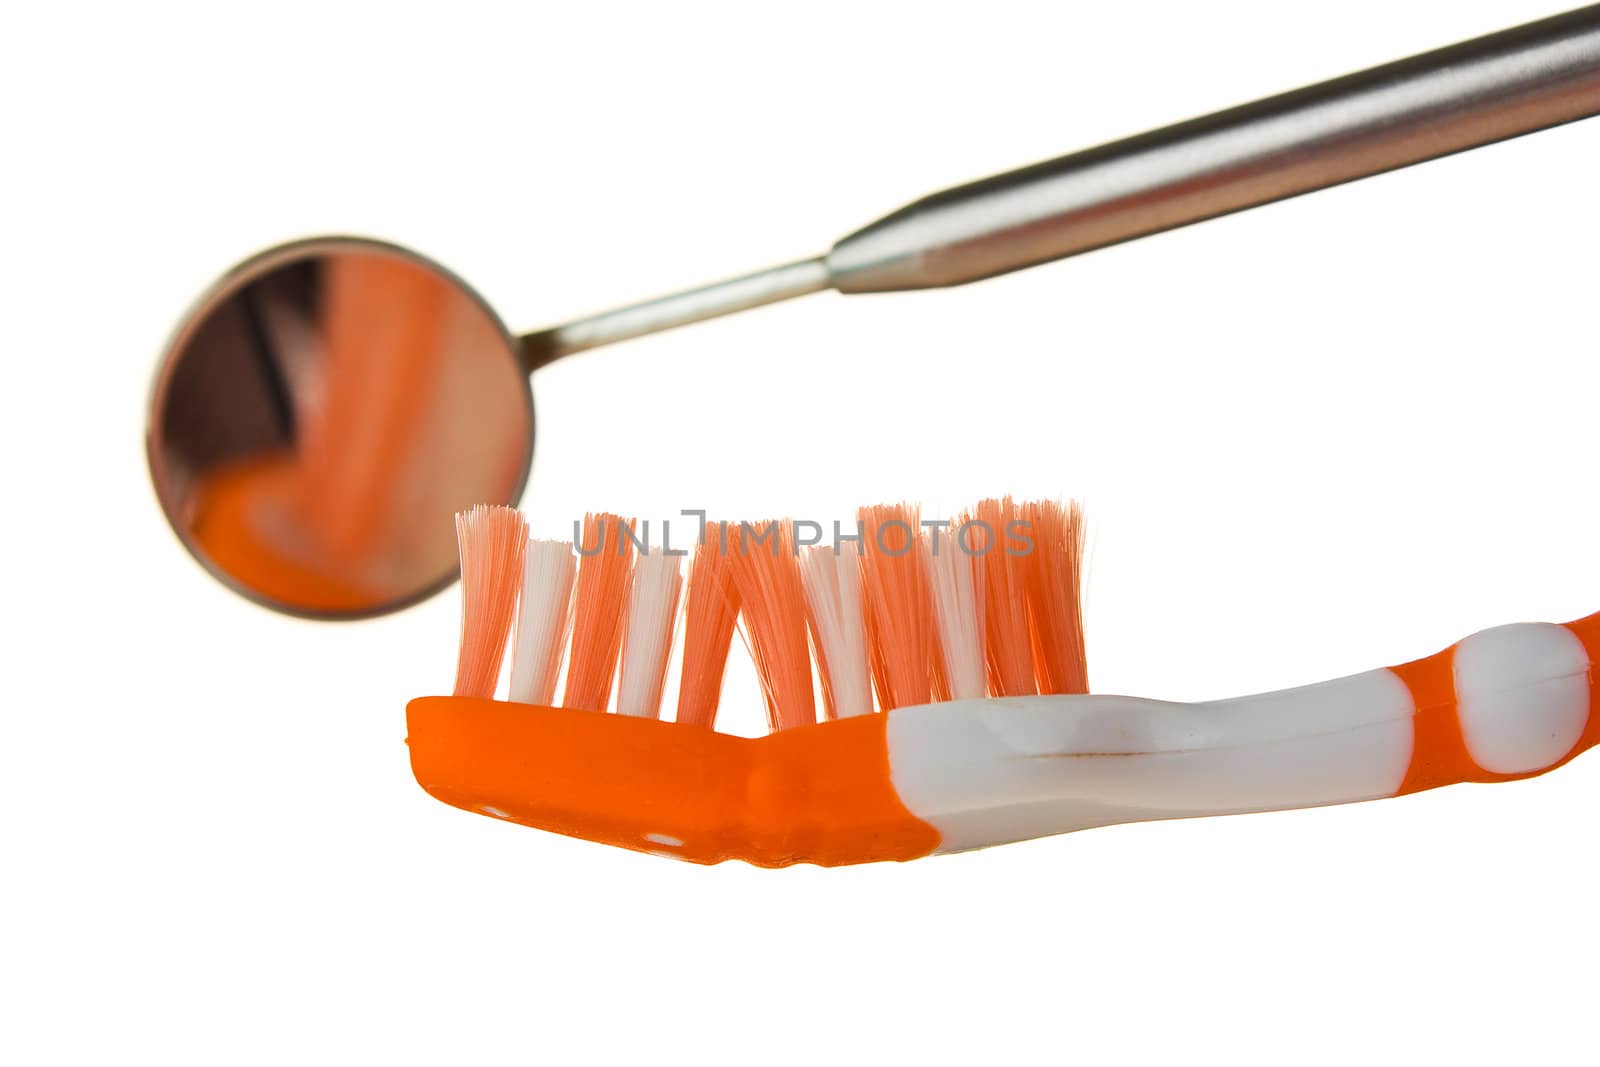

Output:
xmin=406 ymin=698 xmax=941 ymax=867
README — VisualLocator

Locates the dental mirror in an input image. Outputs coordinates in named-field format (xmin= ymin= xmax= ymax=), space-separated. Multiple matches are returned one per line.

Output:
xmin=146 ymin=7 xmax=1600 ymax=617
xmin=147 ymin=237 xmax=535 ymax=619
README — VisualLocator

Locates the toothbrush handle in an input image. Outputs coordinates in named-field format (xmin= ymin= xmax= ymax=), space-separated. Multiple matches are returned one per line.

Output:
xmin=827 ymin=4 xmax=1600 ymax=292
xmin=886 ymin=615 xmax=1600 ymax=856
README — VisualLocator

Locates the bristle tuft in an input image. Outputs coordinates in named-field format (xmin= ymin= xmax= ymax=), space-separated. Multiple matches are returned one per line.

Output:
xmin=617 ymin=547 xmax=684 ymax=718
xmin=859 ymin=504 xmax=941 ymax=711
xmin=508 ymin=538 xmax=577 ymax=706
xmin=452 ymin=505 xmax=529 ymax=699
xmin=676 ymin=523 xmax=740 ymax=728
xmin=799 ymin=542 xmax=873 ymax=719
xmin=728 ymin=520 xmax=816 ymax=731
xmin=926 ymin=522 xmax=986 ymax=701
xmin=969 ymin=497 xmax=1037 ymax=697
xmin=563 ymin=513 xmax=636 ymax=712
xmin=1023 ymin=500 xmax=1088 ymax=694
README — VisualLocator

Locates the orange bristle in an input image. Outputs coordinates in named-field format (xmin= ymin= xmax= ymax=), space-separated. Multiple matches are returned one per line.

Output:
xmin=859 ymin=504 xmax=942 ymax=711
xmin=1023 ymin=500 xmax=1088 ymax=694
xmin=452 ymin=505 xmax=529 ymax=699
xmin=727 ymin=520 xmax=816 ymax=732
xmin=563 ymin=513 xmax=637 ymax=712
xmin=968 ymin=497 xmax=1037 ymax=697
xmin=676 ymin=522 xmax=741 ymax=728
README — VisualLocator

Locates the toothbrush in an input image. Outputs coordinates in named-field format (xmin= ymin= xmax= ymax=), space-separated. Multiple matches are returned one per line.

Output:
xmin=409 ymin=505 xmax=1599 ymax=866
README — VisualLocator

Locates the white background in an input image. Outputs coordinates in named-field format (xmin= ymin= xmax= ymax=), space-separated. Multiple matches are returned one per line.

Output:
xmin=5 ymin=0 xmax=1599 ymax=1062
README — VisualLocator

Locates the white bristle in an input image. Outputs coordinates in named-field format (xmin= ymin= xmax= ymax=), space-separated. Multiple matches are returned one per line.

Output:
xmin=617 ymin=547 xmax=684 ymax=718
xmin=926 ymin=526 xmax=986 ymax=701
xmin=508 ymin=538 xmax=577 ymax=706
xmin=798 ymin=542 xmax=873 ymax=718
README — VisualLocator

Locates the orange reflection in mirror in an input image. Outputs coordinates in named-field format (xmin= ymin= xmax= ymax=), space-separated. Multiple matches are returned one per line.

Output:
xmin=152 ymin=243 xmax=533 ymax=616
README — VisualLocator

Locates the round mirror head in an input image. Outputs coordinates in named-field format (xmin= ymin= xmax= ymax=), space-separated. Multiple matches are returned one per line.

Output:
xmin=148 ymin=237 xmax=534 ymax=619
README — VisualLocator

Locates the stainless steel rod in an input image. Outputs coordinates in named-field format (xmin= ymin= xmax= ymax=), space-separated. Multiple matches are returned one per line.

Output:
xmin=522 ymin=4 xmax=1600 ymax=369
xmin=524 ymin=258 xmax=828 ymax=369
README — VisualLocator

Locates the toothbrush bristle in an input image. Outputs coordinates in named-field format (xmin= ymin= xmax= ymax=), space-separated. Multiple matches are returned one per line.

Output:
xmin=448 ymin=498 xmax=1086 ymax=728
xmin=926 ymin=521 xmax=986 ymax=701
xmin=617 ymin=547 xmax=684 ymax=719
xmin=1023 ymin=500 xmax=1088 ymax=694
xmin=799 ymin=542 xmax=873 ymax=719
xmin=728 ymin=520 xmax=816 ymax=732
xmin=452 ymin=505 xmax=529 ymax=699
xmin=508 ymin=538 xmax=577 ymax=706
xmin=859 ymin=504 xmax=942 ymax=711
xmin=563 ymin=513 xmax=636 ymax=712
xmin=971 ymin=497 xmax=1037 ymax=698
xmin=676 ymin=523 xmax=740 ymax=728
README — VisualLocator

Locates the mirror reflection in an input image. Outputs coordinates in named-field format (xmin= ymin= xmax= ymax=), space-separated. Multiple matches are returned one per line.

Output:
xmin=148 ymin=240 xmax=534 ymax=618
